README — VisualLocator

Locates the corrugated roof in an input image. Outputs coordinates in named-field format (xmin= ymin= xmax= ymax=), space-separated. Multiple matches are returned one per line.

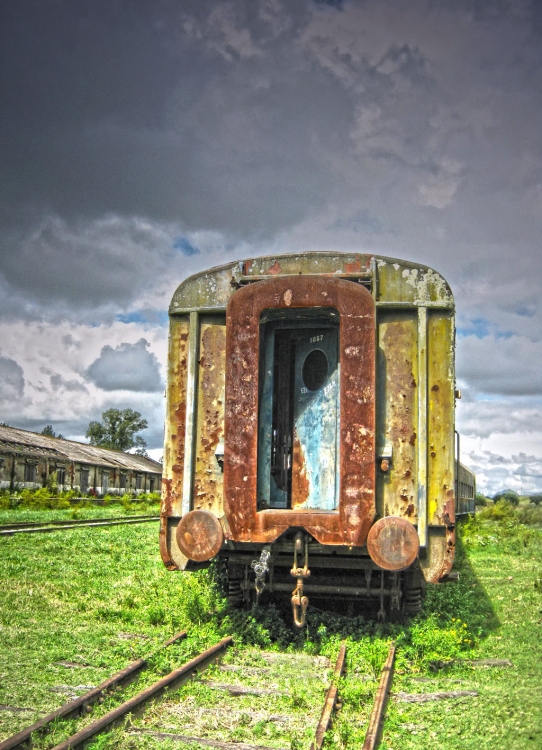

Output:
xmin=0 ymin=425 xmax=162 ymax=473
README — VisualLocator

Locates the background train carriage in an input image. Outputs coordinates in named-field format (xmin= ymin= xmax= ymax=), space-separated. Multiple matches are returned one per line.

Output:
xmin=456 ymin=458 xmax=476 ymax=516
xmin=160 ymin=253 xmax=471 ymax=622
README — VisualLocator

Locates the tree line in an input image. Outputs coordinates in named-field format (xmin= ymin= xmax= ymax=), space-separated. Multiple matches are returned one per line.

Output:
xmin=40 ymin=408 xmax=149 ymax=457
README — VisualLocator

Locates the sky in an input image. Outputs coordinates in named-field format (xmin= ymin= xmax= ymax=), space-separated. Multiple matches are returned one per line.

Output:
xmin=0 ymin=0 xmax=541 ymax=495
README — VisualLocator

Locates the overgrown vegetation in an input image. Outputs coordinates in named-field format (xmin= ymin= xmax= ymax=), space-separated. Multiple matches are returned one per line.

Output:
xmin=0 ymin=500 xmax=541 ymax=749
xmin=0 ymin=486 xmax=160 ymax=514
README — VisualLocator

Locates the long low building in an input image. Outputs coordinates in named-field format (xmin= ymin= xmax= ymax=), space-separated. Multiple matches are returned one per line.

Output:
xmin=0 ymin=425 xmax=162 ymax=495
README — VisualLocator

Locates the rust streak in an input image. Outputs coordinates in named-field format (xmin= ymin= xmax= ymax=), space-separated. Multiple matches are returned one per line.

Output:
xmin=266 ymin=260 xmax=282 ymax=275
xmin=291 ymin=433 xmax=310 ymax=509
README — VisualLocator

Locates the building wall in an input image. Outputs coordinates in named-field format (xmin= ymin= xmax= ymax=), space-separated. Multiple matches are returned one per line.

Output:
xmin=0 ymin=451 xmax=161 ymax=495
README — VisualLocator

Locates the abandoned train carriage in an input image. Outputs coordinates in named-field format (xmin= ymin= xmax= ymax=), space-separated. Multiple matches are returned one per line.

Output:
xmin=160 ymin=253 xmax=464 ymax=622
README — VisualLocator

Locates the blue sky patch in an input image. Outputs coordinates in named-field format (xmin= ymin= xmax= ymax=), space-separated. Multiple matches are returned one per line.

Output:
xmin=173 ymin=237 xmax=200 ymax=256
xmin=117 ymin=311 xmax=147 ymax=325
xmin=515 ymin=304 xmax=536 ymax=318
xmin=456 ymin=317 xmax=491 ymax=339
xmin=117 ymin=310 xmax=168 ymax=326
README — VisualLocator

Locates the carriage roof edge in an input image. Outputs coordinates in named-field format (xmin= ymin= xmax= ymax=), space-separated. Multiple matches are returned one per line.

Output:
xmin=169 ymin=252 xmax=454 ymax=313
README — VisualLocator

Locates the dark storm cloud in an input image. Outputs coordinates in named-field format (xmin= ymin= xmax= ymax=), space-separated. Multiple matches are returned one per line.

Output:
xmin=1 ymin=0 xmax=540 ymax=283
xmin=85 ymin=339 xmax=163 ymax=392
xmin=1 ymin=0 xmax=542 ymax=486
xmin=0 ymin=0 xmax=339 ymax=237
xmin=0 ymin=214 xmax=180 ymax=318
xmin=0 ymin=354 xmax=25 ymax=403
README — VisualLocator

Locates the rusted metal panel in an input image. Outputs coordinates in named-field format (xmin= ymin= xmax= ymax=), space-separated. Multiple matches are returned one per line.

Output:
xmin=414 ymin=309 xmax=456 ymax=583
xmin=169 ymin=267 xmax=237 ymax=313
xmin=193 ymin=321 xmax=226 ymax=515
xmin=223 ymin=275 xmax=375 ymax=546
xmin=417 ymin=307 xmax=428 ymax=547
xmin=242 ymin=252 xmax=372 ymax=279
xmin=168 ymin=254 xmax=455 ymax=313
xmin=421 ymin=521 xmax=455 ymax=583
xmin=182 ymin=312 xmax=199 ymax=516
xmin=161 ymin=316 xmax=190 ymax=520
xmin=376 ymin=259 xmax=454 ymax=307
xmin=376 ymin=312 xmax=418 ymax=522
xmin=427 ymin=311 xmax=455 ymax=525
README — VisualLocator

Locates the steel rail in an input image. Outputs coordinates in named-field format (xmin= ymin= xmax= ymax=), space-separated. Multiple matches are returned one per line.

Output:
xmin=0 ymin=514 xmax=158 ymax=531
xmin=0 ymin=631 xmax=187 ymax=750
xmin=362 ymin=643 xmax=396 ymax=750
xmin=1 ymin=517 xmax=159 ymax=536
xmin=49 ymin=636 xmax=233 ymax=750
xmin=310 ymin=640 xmax=347 ymax=750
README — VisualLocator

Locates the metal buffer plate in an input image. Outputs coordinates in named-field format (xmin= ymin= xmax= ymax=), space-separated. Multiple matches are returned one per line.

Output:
xmin=176 ymin=510 xmax=224 ymax=562
xmin=367 ymin=516 xmax=419 ymax=571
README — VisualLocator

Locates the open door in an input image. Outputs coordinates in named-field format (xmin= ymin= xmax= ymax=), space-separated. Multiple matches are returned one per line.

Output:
xmin=257 ymin=312 xmax=339 ymax=511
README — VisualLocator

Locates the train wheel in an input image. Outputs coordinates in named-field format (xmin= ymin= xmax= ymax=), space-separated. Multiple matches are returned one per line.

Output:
xmin=226 ymin=563 xmax=244 ymax=608
xmin=403 ymin=561 xmax=425 ymax=617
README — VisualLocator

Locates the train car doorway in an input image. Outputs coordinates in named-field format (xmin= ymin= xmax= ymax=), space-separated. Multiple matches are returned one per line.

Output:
xmin=257 ymin=310 xmax=340 ymax=512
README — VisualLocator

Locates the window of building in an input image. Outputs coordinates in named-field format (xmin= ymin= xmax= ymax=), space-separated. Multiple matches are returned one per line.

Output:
xmin=102 ymin=472 xmax=109 ymax=493
xmin=149 ymin=477 xmax=155 ymax=493
xmin=56 ymin=467 xmax=66 ymax=486
xmin=25 ymin=463 xmax=36 ymax=483
xmin=135 ymin=474 xmax=142 ymax=490
xmin=80 ymin=469 xmax=89 ymax=493
xmin=120 ymin=473 xmax=127 ymax=490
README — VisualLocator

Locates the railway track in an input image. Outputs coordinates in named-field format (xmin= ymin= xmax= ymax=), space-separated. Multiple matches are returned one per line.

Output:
xmin=0 ymin=514 xmax=159 ymax=536
xmin=0 ymin=635 xmax=396 ymax=750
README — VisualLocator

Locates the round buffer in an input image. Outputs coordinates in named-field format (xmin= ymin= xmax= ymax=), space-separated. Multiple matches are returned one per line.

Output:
xmin=367 ymin=516 xmax=420 ymax=571
xmin=176 ymin=510 xmax=224 ymax=562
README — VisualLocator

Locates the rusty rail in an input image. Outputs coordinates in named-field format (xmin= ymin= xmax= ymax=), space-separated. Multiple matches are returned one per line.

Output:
xmin=310 ymin=641 xmax=347 ymax=750
xmin=48 ymin=636 xmax=233 ymax=750
xmin=0 ymin=516 xmax=159 ymax=536
xmin=0 ymin=514 xmax=158 ymax=530
xmin=0 ymin=631 xmax=187 ymax=750
xmin=362 ymin=644 xmax=396 ymax=750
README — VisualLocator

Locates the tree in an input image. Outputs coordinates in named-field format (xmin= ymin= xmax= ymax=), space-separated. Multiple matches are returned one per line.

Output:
xmin=493 ymin=489 xmax=520 ymax=507
xmin=86 ymin=409 xmax=148 ymax=453
xmin=41 ymin=425 xmax=64 ymax=439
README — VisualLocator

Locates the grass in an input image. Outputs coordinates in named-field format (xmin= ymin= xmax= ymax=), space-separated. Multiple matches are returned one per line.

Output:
xmin=0 ymin=504 xmax=541 ymax=748
xmin=0 ymin=492 xmax=161 ymax=525
xmin=0 ymin=520 xmax=224 ymax=746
